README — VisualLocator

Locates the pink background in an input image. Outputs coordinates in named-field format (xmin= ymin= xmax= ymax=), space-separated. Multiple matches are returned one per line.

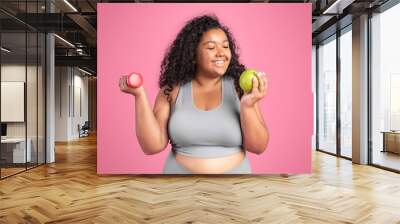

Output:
xmin=97 ymin=3 xmax=312 ymax=174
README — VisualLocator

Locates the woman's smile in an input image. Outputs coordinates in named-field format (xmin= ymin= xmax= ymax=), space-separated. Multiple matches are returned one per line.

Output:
xmin=212 ymin=59 xmax=226 ymax=67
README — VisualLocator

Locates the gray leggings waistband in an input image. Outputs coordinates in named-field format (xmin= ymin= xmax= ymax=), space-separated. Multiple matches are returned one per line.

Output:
xmin=163 ymin=150 xmax=252 ymax=174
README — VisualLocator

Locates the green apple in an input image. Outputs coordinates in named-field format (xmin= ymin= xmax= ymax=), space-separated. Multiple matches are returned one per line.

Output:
xmin=239 ymin=69 xmax=259 ymax=93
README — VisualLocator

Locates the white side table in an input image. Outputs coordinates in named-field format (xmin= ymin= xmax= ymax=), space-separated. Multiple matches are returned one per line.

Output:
xmin=1 ymin=138 xmax=32 ymax=163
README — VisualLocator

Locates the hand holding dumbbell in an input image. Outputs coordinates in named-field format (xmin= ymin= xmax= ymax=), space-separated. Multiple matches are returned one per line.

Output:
xmin=126 ymin=72 xmax=143 ymax=88
xmin=119 ymin=72 xmax=144 ymax=97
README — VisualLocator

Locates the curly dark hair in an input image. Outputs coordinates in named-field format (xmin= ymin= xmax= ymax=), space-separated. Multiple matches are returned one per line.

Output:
xmin=159 ymin=14 xmax=245 ymax=100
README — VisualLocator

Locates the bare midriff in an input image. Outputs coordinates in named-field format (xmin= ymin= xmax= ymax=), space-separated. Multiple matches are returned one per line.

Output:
xmin=174 ymin=149 xmax=245 ymax=174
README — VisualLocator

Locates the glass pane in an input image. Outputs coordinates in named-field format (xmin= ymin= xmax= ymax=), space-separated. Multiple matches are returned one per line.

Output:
xmin=25 ymin=0 xmax=39 ymax=170
xmin=0 ymin=1 xmax=46 ymax=179
xmin=27 ymin=31 xmax=38 ymax=169
xmin=1 ymin=30 xmax=27 ymax=177
xmin=340 ymin=28 xmax=352 ymax=158
xmin=318 ymin=36 xmax=337 ymax=154
xmin=371 ymin=3 xmax=400 ymax=171
xmin=38 ymin=33 xmax=45 ymax=165
xmin=312 ymin=45 xmax=317 ymax=151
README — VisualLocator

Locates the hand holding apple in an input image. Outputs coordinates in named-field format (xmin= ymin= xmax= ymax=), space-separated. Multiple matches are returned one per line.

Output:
xmin=239 ymin=69 xmax=268 ymax=108
xmin=239 ymin=69 xmax=259 ymax=93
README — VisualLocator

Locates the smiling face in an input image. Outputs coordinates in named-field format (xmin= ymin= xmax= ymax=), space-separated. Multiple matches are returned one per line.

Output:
xmin=195 ymin=28 xmax=232 ymax=78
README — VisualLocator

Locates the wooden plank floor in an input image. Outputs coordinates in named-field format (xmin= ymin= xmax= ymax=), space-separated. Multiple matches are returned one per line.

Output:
xmin=1 ymin=134 xmax=400 ymax=224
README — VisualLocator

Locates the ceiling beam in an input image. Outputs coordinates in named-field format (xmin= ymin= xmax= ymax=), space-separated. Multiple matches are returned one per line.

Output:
xmin=322 ymin=0 xmax=356 ymax=14
xmin=55 ymin=55 xmax=96 ymax=68
xmin=67 ymin=13 xmax=97 ymax=39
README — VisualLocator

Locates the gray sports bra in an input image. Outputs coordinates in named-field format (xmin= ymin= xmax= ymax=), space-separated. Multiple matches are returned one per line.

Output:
xmin=168 ymin=75 xmax=243 ymax=158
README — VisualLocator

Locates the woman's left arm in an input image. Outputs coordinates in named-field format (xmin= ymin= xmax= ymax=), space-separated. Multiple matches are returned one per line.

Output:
xmin=240 ymin=72 xmax=269 ymax=154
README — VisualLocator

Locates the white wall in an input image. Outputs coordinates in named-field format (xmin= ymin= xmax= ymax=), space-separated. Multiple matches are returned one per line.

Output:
xmin=55 ymin=67 xmax=89 ymax=141
xmin=1 ymin=65 xmax=42 ymax=137
xmin=72 ymin=73 xmax=89 ymax=138
xmin=1 ymin=65 xmax=25 ymax=130
xmin=55 ymin=66 xmax=70 ymax=141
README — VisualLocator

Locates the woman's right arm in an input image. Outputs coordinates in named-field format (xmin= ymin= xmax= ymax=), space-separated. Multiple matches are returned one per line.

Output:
xmin=119 ymin=76 xmax=172 ymax=155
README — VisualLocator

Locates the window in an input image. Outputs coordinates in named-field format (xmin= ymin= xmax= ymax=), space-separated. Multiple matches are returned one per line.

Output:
xmin=371 ymin=2 xmax=400 ymax=171
xmin=317 ymin=35 xmax=337 ymax=154
xmin=339 ymin=27 xmax=352 ymax=158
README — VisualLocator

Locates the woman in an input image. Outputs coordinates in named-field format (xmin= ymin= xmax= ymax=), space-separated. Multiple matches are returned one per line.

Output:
xmin=119 ymin=15 xmax=269 ymax=174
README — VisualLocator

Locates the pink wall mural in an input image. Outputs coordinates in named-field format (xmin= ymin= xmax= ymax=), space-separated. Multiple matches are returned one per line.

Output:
xmin=97 ymin=3 xmax=312 ymax=174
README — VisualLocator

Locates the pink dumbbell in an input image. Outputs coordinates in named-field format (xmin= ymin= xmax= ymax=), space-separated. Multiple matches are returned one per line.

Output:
xmin=126 ymin=72 xmax=143 ymax=88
